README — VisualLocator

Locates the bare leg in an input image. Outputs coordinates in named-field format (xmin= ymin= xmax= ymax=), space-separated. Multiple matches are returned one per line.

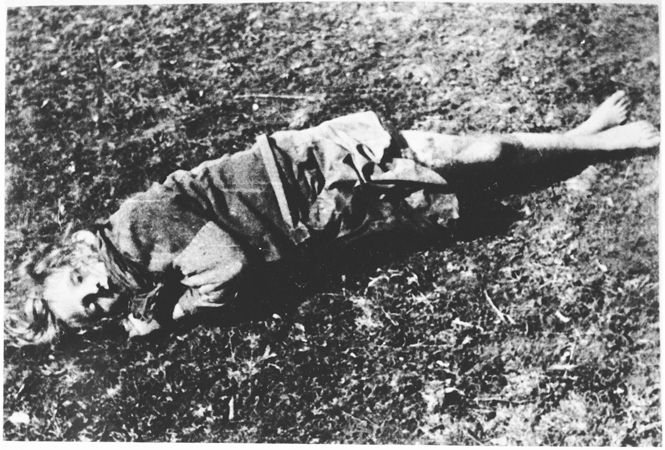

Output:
xmin=561 ymin=90 xmax=629 ymax=192
xmin=504 ymin=121 xmax=659 ymax=163
xmin=401 ymin=91 xmax=638 ymax=170
xmin=399 ymin=93 xmax=659 ymax=194
xmin=565 ymin=90 xmax=629 ymax=136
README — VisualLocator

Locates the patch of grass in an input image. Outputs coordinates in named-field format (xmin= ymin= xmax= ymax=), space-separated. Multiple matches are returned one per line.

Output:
xmin=4 ymin=3 xmax=660 ymax=444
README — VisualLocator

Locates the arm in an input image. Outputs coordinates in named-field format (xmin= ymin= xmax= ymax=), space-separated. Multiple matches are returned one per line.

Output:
xmin=121 ymin=275 xmax=186 ymax=337
xmin=124 ymin=221 xmax=247 ymax=337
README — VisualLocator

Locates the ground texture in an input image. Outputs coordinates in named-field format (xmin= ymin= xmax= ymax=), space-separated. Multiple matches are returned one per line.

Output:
xmin=4 ymin=3 xmax=660 ymax=444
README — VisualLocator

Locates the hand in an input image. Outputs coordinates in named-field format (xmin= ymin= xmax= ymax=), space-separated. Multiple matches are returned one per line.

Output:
xmin=122 ymin=314 xmax=161 ymax=338
xmin=172 ymin=303 xmax=185 ymax=320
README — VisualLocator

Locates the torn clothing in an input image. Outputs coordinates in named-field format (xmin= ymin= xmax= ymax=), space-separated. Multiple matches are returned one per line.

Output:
xmin=95 ymin=111 xmax=458 ymax=322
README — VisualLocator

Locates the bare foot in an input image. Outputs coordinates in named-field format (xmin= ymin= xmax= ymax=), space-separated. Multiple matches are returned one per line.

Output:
xmin=596 ymin=121 xmax=660 ymax=151
xmin=568 ymin=91 xmax=629 ymax=136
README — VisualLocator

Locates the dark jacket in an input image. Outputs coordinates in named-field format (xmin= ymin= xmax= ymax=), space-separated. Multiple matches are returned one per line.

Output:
xmin=94 ymin=112 xmax=455 ymax=321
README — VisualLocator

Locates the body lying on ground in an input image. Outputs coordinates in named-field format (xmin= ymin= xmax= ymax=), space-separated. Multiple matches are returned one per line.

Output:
xmin=8 ymin=90 xmax=660 ymax=344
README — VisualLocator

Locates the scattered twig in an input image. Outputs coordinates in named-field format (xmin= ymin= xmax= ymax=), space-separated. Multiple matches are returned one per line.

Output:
xmin=547 ymin=363 xmax=577 ymax=372
xmin=476 ymin=396 xmax=532 ymax=405
xmin=483 ymin=290 xmax=515 ymax=325
xmin=380 ymin=307 xmax=398 ymax=326
xmin=465 ymin=429 xmax=483 ymax=445
xmin=452 ymin=317 xmax=476 ymax=329
xmin=638 ymin=422 xmax=661 ymax=434
xmin=451 ymin=317 xmax=485 ymax=333
xmin=93 ymin=46 xmax=106 ymax=108
xmin=340 ymin=410 xmax=378 ymax=427
xmin=233 ymin=93 xmax=324 ymax=101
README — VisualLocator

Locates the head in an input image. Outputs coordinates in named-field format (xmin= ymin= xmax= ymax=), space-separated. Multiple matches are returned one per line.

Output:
xmin=8 ymin=230 xmax=121 ymax=345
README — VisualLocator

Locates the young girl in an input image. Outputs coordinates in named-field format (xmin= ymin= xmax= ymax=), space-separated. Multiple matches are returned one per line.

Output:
xmin=8 ymin=91 xmax=659 ymax=344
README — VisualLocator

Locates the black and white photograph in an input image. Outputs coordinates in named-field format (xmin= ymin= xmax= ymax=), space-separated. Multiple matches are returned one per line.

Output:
xmin=3 ymin=1 xmax=661 ymax=444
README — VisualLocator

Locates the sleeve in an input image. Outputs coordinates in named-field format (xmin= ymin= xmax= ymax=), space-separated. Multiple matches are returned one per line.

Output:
xmin=170 ymin=221 xmax=248 ymax=316
xmin=321 ymin=111 xmax=392 ymax=164
xmin=322 ymin=111 xmax=450 ymax=191
xmin=127 ymin=221 xmax=248 ymax=323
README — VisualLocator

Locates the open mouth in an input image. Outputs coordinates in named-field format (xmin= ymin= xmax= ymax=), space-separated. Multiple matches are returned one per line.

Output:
xmin=81 ymin=282 xmax=121 ymax=317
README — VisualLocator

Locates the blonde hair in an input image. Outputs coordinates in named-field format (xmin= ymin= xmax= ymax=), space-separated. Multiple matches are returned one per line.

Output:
xmin=5 ymin=293 xmax=60 ymax=347
xmin=5 ymin=235 xmax=103 ymax=346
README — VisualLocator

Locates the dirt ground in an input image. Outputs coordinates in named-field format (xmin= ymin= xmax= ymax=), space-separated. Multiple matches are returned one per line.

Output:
xmin=4 ymin=3 xmax=660 ymax=444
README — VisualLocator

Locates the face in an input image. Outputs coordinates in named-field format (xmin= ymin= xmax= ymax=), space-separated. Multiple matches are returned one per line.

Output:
xmin=42 ymin=261 xmax=120 ymax=327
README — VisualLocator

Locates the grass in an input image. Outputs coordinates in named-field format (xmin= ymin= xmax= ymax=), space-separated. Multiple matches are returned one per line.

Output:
xmin=4 ymin=2 xmax=660 ymax=444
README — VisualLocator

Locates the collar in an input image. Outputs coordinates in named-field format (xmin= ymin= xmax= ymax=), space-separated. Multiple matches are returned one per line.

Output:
xmin=92 ymin=222 xmax=156 ymax=293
